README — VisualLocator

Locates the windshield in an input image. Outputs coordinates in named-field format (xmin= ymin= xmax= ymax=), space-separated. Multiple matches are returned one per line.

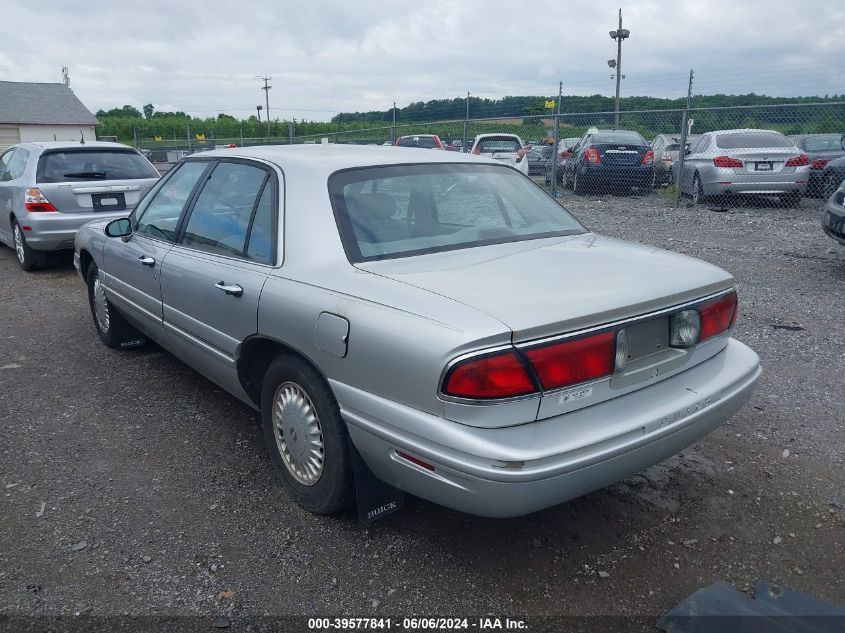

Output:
xmin=329 ymin=164 xmax=585 ymax=262
xmin=716 ymin=133 xmax=794 ymax=149
xmin=802 ymin=135 xmax=845 ymax=152
xmin=590 ymin=131 xmax=647 ymax=145
xmin=475 ymin=137 xmax=522 ymax=153
xmin=38 ymin=149 xmax=159 ymax=182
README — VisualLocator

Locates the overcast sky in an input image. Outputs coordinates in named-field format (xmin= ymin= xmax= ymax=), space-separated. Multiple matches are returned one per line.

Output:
xmin=2 ymin=0 xmax=843 ymax=122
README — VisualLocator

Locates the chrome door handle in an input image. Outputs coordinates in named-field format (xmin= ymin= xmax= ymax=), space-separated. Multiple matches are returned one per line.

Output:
xmin=214 ymin=281 xmax=243 ymax=297
xmin=138 ymin=255 xmax=155 ymax=266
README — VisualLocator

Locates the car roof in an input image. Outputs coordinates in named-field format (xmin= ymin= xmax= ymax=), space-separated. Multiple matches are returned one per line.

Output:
xmin=706 ymin=128 xmax=783 ymax=136
xmin=187 ymin=143 xmax=500 ymax=177
xmin=13 ymin=141 xmax=138 ymax=151
xmin=474 ymin=133 xmax=521 ymax=140
xmin=398 ymin=134 xmax=438 ymax=138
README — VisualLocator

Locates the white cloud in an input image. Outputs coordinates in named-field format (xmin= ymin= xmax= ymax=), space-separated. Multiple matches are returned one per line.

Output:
xmin=1 ymin=0 xmax=843 ymax=121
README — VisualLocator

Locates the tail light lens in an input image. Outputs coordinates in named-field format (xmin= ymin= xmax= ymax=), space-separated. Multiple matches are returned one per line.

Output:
xmin=559 ymin=150 xmax=572 ymax=159
xmin=523 ymin=331 xmax=615 ymax=391
xmin=443 ymin=350 xmax=536 ymax=399
xmin=785 ymin=154 xmax=810 ymax=167
xmin=25 ymin=188 xmax=58 ymax=212
xmin=471 ymin=147 xmax=480 ymax=155
xmin=811 ymin=159 xmax=828 ymax=170
xmin=699 ymin=291 xmax=738 ymax=340
xmin=584 ymin=147 xmax=601 ymax=164
xmin=641 ymin=149 xmax=655 ymax=165
xmin=713 ymin=156 xmax=743 ymax=168
xmin=516 ymin=148 xmax=526 ymax=163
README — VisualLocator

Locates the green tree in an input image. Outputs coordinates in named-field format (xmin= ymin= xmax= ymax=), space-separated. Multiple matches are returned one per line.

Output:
xmin=143 ymin=103 xmax=155 ymax=119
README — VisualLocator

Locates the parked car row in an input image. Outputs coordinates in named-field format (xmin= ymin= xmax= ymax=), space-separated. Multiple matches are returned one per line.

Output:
xmin=1 ymin=139 xmax=769 ymax=520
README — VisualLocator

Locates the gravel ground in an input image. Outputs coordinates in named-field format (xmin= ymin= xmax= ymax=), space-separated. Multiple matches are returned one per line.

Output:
xmin=1 ymin=189 xmax=844 ymax=629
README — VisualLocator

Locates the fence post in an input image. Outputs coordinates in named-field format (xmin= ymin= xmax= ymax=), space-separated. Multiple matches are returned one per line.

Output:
xmin=133 ymin=125 xmax=138 ymax=148
xmin=462 ymin=91 xmax=469 ymax=152
xmin=675 ymin=69 xmax=694 ymax=207
xmin=186 ymin=122 xmax=192 ymax=154
xmin=550 ymin=82 xmax=562 ymax=197
xmin=288 ymin=120 xmax=294 ymax=144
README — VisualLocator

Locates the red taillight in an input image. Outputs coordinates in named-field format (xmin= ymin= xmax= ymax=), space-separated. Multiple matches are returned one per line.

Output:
xmin=713 ymin=156 xmax=743 ymax=168
xmin=699 ymin=291 xmax=738 ymax=340
xmin=811 ymin=159 xmax=828 ymax=170
xmin=471 ymin=147 xmax=480 ymax=155
xmin=785 ymin=154 xmax=809 ymax=167
xmin=559 ymin=150 xmax=572 ymax=159
xmin=25 ymin=188 xmax=57 ymax=212
xmin=641 ymin=149 xmax=655 ymax=165
xmin=523 ymin=331 xmax=615 ymax=391
xmin=443 ymin=350 xmax=536 ymax=399
xmin=584 ymin=147 xmax=601 ymax=164
xmin=395 ymin=137 xmax=401 ymax=145
xmin=516 ymin=148 xmax=526 ymax=162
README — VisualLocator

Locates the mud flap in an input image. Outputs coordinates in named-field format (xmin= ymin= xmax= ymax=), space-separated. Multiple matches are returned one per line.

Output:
xmin=350 ymin=444 xmax=404 ymax=523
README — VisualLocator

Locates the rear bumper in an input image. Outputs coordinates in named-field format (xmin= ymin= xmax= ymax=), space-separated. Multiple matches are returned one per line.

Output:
xmin=19 ymin=209 xmax=129 ymax=251
xmin=335 ymin=339 xmax=761 ymax=517
xmin=701 ymin=168 xmax=809 ymax=197
xmin=580 ymin=165 xmax=654 ymax=187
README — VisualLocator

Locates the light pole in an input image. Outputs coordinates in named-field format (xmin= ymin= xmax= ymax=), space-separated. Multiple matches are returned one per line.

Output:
xmin=609 ymin=8 xmax=630 ymax=128
xmin=259 ymin=76 xmax=272 ymax=138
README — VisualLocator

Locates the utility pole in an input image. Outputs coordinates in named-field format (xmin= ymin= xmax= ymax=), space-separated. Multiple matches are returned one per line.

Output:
xmin=550 ymin=81 xmax=563 ymax=197
xmin=609 ymin=9 xmax=630 ymax=128
xmin=675 ymin=68 xmax=695 ymax=207
xmin=463 ymin=91 xmax=470 ymax=152
xmin=391 ymin=101 xmax=396 ymax=143
xmin=259 ymin=76 xmax=272 ymax=138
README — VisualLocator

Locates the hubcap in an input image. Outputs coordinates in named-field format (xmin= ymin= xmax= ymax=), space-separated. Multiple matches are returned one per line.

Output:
xmin=13 ymin=224 xmax=25 ymax=264
xmin=272 ymin=381 xmax=324 ymax=486
xmin=92 ymin=274 xmax=110 ymax=333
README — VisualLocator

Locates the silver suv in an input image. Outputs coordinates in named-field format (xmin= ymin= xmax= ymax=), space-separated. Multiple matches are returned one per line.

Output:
xmin=0 ymin=141 xmax=159 ymax=270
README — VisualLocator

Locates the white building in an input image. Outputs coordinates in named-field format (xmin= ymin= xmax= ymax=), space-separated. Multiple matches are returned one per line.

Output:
xmin=0 ymin=81 xmax=99 ymax=152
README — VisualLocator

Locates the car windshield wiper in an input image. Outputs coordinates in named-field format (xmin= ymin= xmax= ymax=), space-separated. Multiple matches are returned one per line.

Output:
xmin=63 ymin=171 xmax=107 ymax=178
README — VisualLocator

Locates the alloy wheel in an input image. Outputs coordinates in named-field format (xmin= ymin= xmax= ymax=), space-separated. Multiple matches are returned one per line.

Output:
xmin=13 ymin=224 xmax=25 ymax=265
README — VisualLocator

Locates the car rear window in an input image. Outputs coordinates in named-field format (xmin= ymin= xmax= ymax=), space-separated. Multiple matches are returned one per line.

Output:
xmin=801 ymin=135 xmax=845 ymax=151
xmin=715 ymin=133 xmax=793 ymax=149
xmin=398 ymin=136 xmax=438 ymax=148
xmin=38 ymin=149 xmax=159 ymax=183
xmin=476 ymin=137 xmax=522 ymax=153
xmin=329 ymin=163 xmax=585 ymax=262
xmin=665 ymin=144 xmax=680 ymax=152
xmin=590 ymin=131 xmax=647 ymax=145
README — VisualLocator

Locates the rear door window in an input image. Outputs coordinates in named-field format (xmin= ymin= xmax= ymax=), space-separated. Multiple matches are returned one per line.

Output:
xmin=37 ymin=149 xmax=159 ymax=182
xmin=0 ymin=148 xmax=28 ymax=181
xmin=180 ymin=161 xmax=271 ymax=260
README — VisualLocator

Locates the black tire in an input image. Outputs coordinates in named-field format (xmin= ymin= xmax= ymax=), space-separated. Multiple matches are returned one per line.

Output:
xmin=823 ymin=173 xmax=841 ymax=201
xmin=12 ymin=220 xmax=43 ymax=272
xmin=572 ymin=170 xmax=586 ymax=195
xmin=86 ymin=262 xmax=146 ymax=349
xmin=261 ymin=355 xmax=354 ymax=515
xmin=692 ymin=173 xmax=707 ymax=205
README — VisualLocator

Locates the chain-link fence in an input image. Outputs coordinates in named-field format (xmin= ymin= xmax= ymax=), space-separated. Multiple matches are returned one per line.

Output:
xmin=134 ymin=102 xmax=845 ymax=209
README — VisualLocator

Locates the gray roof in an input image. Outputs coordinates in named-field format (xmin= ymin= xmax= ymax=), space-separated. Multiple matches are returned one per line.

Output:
xmin=0 ymin=81 xmax=99 ymax=126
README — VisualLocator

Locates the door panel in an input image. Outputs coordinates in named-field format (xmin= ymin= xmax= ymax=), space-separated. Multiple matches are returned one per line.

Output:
xmin=160 ymin=249 xmax=270 ymax=398
xmin=102 ymin=234 xmax=172 ymax=342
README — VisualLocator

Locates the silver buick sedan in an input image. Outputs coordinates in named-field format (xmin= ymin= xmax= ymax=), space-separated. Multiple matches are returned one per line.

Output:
xmin=74 ymin=145 xmax=761 ymax=518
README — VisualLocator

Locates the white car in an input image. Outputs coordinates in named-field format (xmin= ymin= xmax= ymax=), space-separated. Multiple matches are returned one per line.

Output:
xmin=470 ymin=133 xmax=530 ymax=175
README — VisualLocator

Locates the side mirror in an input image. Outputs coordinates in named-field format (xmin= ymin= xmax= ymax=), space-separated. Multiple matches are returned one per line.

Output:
xmin=105 ymin=218 xmax=132 ymax=238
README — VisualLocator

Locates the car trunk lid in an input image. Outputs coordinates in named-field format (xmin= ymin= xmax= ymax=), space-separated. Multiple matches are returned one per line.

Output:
xmin=594 ymin=143 xmax=647 ymax=166
xmin=357 ymin=233 xmax=734 ymax=343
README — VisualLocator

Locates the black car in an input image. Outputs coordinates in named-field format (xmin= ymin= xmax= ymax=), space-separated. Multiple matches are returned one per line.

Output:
xmin=822 ymin=182 xmax=845 ymax=247
xmin=526 ymin=145 xmax=552 ymax=176
xmin=789 ymin=134 xmax=845 ymax=197
xmin=562 ymin=130 xmax=655 ymax=194
xmin=817 ymin=156 xmax=845 ymax=201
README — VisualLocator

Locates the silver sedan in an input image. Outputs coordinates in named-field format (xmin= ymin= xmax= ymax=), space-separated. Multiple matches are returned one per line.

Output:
xmin=677 ymin=129 xmax=810 ymax=206
xmin=74 ymin=145 xmax=761 ymax=518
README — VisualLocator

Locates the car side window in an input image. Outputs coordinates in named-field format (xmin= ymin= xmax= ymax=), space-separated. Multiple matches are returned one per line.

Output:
xmin=245 ymin=184 xmax=275 ymax=265
xmin=181 ymin=161 xmax=269 ymax=260
xmin=135 ymin=161 xmax=209 ymax=242
xmin=0 ymin=149 xmax=13 ymax=181
xmin=0 ymin=148 xmax=27 ymax=181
